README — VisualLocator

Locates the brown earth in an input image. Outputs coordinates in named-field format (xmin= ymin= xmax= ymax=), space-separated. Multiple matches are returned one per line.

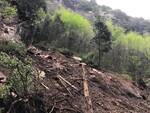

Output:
xmin=26 ymin=47 xmax=150 ymax=113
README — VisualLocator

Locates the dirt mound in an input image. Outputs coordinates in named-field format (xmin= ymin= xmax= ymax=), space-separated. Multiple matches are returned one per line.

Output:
xmin=26 ymin=47 xmax=150 ymax=113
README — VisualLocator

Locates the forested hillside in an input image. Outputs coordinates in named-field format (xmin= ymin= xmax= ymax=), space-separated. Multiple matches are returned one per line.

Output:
xmin=61 ymin=0 xmax=150 ymax=34
xmin=44 ymin=0 xmax=150 ymax=80
xmin=0 ymin=0 xmax=150 ymax=113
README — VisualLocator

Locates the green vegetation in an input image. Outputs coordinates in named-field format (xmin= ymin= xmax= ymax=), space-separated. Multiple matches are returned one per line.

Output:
xmin=98 ymin=21 xmax=150 ymax=80
xmin=0 ymin=40 xmax=26 ymax=55
xmin=0 ymin=40 xmax=45 ymax=113
xmin=82 ymin=20 xmax=150 ymax=80
xmin=16 ymin=0 xmax=47 ymax=21
xmin=0 ymin=0 xmax=17 ymax=21
xmin=2 ymin=6 xmax=17 ymax=19
xmin=1 ymin=0 xmax=149 ymax=89
xmin=0 ymin=41 xmax=34 ymax=96
xmin=16 ymin=0 xmax=47 ymax=45
xmin=52 ymin=8 xmax=94 ymax=53
xmin=17 ymin=0 xmax=149 ymax=81
xmin=55 ymin=8 xmax=94 ymax=40
xmin=33 ymin=7 xmax=94 ymax=54
xmin=0 ymin=0 xmax=150 ymax=112
xmin=0 ymin=52 xmax=35 ymax=96
xmin=93 ymin=17 xmax=111 ymax=67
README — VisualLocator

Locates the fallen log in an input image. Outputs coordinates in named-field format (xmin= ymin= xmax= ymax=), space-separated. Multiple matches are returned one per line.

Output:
xmin=81 ymin=64 xmax=93 ymax=113
xmin=57 ymin=75 xmax=78 ymax=91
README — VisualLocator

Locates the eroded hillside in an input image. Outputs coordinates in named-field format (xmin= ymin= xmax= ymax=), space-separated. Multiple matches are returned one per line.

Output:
xmin=25 ymin=47 xmax=150 ymax=113
xmin=0 ymin=0 xmax=150 ymax=113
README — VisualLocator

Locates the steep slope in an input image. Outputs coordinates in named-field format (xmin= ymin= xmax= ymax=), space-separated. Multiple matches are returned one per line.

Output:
xmin=0 ymin=1 xmax=150 ymax=112
xmin=0 ymin=36 xmax=149 ymax=112
xmin=26 ymin=47 xmax=150 ymax=113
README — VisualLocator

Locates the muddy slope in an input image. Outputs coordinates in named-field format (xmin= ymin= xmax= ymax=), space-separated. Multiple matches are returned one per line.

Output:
xmin=27 ymin=47 xmax=150 ymax=113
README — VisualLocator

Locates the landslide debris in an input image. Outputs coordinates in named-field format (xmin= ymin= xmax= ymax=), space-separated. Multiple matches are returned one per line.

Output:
xmin=25 ymin=47 xmax=150 ymax=113
xmin=0 ymin=45 xmax=149 ymax=113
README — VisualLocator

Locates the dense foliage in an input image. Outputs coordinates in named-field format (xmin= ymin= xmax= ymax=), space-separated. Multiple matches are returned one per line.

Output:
xmin=0 ymin=40 xmax=26 ymax=55
xmin=16 ymin=0 xmax=47 ymax=21
xmin=62 ymin=0 xmax=150 ymax=34
xmin=17 ymin=0 xmax=150 ymax=80
xmin=99 ymin=21 xmax=150 ymax=80
xmin=0 ymin=41 xmax=36 ymax=97
xmin=0 ymin=0 xmax=17 ymax=22
xmin=53 ymin=8 xmax=94 ymax=53
xmin=15 ymin=0 xmax=47 ymax=45
xmin=0 ymin=52 xmax=33 ymax=96
xmin=33 ymin=8 xmax=94 ymax=54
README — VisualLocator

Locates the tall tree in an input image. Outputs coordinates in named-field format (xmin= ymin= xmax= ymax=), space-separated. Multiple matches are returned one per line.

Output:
xmin=94 ymin=17 xmax=111 ymax=67
xmin=16 ymin=0 xmax=47 ymax=46
xmin=16 ymin=0 xmax=47 ymax=21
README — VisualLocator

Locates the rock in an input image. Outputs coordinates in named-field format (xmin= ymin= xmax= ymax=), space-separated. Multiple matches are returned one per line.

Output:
xmin=0 ymin=72 xmax=6 ymax=83
xmin=39 ymin=71 xmax=46 ymax=78
xmin=27 ymin=46 xmax=41 ymax=55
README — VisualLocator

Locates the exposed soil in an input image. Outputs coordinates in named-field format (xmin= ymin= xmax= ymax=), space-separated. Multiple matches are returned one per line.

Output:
xmin=0 ymin=45 xmax=149 ymax=113
xmin=25 ymin=47 xmax=150 ymax=113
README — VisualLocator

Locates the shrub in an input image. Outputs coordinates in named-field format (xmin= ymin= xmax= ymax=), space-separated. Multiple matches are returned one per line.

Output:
xmin=2 ymin=6 xmax=17 ymax=19
xmin=0 ymin=0 xmax=17 ymax=20
xmin=0 ymin=40 xmax=26 ymax=55
xmin=34 ymin=8 xmax=46 ymax=25
xmin=0 ymin=52 xmax=34 ymax=96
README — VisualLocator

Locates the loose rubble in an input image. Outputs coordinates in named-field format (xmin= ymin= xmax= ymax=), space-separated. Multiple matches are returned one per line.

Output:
xmin=27 ymin=47 xmax=150 ymax=113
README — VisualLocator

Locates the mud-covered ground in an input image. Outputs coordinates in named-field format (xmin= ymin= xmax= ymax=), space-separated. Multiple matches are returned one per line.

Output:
xmin=26 ymin=47 xmax=150 ymax=113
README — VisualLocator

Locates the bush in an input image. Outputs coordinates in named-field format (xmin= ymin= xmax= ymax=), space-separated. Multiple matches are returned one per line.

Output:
xmin=2 ymin=6 xmax=17 ymax=19
xmin=0 ymin=0 xmax=17 ymax=20
xmin=0 ymin=40 xmax=26 ymax=55
xmin=34 ymin=14 xmax=65 ymax=44
xmin=0 ymin=52 xmax=34 ymax=96
xmin=82 ymin=51 xmax=99 ymax=68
